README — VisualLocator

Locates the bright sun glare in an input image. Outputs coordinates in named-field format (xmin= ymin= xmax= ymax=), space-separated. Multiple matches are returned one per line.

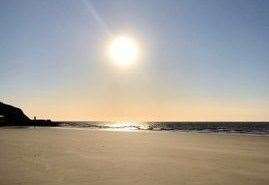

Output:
xmin=108 ymin=36 xmax=139 ymax=66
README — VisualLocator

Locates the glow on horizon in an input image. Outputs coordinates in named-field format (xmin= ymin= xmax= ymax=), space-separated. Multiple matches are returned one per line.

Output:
xmin=15 ymin=97 xmax=269 ymax=122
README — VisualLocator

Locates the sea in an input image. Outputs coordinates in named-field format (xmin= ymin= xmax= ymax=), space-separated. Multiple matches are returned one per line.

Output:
xmin=56 ymin=121 xmax=269 ymax=135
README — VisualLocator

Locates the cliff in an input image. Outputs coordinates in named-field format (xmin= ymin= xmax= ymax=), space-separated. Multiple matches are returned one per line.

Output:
xmin=0 ymin=102 xmax=58 ymax=126
xmin=0 ymin=102 xmax=31 ymax=125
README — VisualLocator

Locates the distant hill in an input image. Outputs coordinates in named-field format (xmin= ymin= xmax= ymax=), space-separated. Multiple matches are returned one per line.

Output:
xmin=0 ymin=102 xmax=31 ymax=125
xmin=0 ymin=102 xmax=57 ymax=126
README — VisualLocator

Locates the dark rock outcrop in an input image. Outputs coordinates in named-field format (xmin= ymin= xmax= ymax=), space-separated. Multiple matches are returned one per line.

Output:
xmin=0 ymin=102 xmax=31 ymax=125
xmin=0 ymin=102 xmax=58 ymax=127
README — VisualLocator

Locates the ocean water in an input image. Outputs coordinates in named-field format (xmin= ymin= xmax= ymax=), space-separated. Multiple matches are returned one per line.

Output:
xmin=57 ymin=121 xmax=269 ymax=135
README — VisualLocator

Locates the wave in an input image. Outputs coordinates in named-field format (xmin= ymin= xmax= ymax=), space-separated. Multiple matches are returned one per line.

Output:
xmin=55 ymin=121 xmax=269 ymax=135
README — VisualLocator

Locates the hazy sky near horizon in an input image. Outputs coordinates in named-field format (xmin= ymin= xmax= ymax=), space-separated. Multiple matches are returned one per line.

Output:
xmin=1 ymin=0 xmax=269 ymax=121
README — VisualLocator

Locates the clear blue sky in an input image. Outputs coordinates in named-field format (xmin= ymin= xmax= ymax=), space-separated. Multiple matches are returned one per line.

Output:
xmin=1 ymin=0 xmax=269 ymax=121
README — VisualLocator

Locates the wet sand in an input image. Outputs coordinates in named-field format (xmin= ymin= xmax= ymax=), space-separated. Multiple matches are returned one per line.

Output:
xmin=0 ymin=127 xmax=268 ymax=185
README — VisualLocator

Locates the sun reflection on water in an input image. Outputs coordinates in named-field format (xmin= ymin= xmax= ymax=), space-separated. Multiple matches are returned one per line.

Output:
xmin=103 ymin=122 xmax=148 ymax=132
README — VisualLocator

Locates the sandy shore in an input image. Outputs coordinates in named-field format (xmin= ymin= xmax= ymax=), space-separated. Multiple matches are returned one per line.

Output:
xmin=0 ymin=127 xmax=268 ymax=185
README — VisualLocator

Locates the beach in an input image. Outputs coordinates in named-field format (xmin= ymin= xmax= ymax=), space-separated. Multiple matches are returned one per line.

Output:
xmin=0 ymin=127 xmax=268 ymax=185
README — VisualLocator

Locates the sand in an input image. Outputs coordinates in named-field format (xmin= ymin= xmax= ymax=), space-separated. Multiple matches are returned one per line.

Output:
xmin=0 ymin=127 xmax=269 ymax=185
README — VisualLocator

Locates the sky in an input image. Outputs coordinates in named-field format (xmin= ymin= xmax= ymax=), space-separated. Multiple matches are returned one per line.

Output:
xmin=1 ymin=0 xmax=269 ymax=121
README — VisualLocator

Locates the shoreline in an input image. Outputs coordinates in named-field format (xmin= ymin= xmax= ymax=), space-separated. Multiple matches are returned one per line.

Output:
xmin=1 ymin=125 xmax=269 ymax=137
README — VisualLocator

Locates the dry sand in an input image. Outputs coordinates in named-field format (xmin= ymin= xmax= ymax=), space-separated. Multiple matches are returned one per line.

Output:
xmin=0 ymin=127 xmax=269 ymax=185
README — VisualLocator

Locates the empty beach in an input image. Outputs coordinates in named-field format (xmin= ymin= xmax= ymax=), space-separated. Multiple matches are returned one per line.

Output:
xmin=0 ymin=127 xmax=268 ymax=185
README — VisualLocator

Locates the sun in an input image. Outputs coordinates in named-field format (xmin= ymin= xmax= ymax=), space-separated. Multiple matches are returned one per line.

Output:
xmin=108 ymin=36 xmax=139 ymax=66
